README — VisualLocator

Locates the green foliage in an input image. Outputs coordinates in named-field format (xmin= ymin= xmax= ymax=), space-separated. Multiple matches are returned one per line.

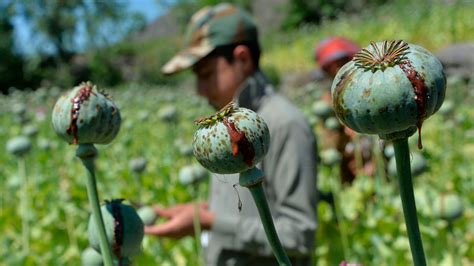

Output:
xmin=0 ymin=2 xmax=29 ymax=93
xmin=0 ymin=1 xmax=473 ymax=264
xmin=12 ymin=0 xmax=142 ymax=61
xmin=1 ymin=75 xmax=473 ymax=265
xmin=261 ymin=64 xmax=281 ymax=88
xmin=2 ymin=0 xmax=145 ymax=90
xmin=281 ymin=0 xmax=389 ymax=29
xmin=130 ymin=37 xmax=188 ymax=85
xmin=263 ymin=0 xmax=474 ymax=74
xmin=89 ymin=52 xmax=123 ymax=87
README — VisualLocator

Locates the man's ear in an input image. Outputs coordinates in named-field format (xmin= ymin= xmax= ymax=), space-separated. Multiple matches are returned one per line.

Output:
xmin=233 ymin=45 xmax=254 ymax=75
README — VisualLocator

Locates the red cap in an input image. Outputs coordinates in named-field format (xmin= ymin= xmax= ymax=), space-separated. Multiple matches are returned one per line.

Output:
xmin=315 ymin=37 xmax=360 ymax=68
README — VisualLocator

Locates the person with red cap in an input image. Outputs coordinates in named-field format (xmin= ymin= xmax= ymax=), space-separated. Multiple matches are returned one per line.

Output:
xmin=314 ymin=37 xmax=376 ymax=184
xmin=315 ymin=36 xmax=360 ymax=79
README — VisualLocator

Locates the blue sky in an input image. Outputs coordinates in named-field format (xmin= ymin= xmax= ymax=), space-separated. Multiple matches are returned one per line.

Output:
xmin=12 ymin=0 xmax=166 ymax=56
xmin=127 ymin=0 xmax=164 ymax=23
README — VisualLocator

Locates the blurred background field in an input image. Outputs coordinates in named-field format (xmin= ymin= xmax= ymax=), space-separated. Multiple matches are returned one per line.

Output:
xmin=1 ymin=0 xmax=473 ymax=265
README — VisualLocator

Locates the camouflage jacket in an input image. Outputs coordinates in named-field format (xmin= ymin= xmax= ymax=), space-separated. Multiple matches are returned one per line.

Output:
xmin=204 ymin=70 xmax=319 ymax=266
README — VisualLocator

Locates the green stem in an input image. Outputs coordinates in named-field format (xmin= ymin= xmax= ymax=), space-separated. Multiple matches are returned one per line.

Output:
xmin=76 ymin=144 xmax=113 ymax=266
xmin=329 ymin=166 xmax=350 ymax=260
xmin=193 ymin=200 xmax=203 ymax=266
xmin=447 ymin=223 xmax=460 ymax=266
xmin=393 ymin=138 xmax=426 ymax=266
xmin=240 ymin=167 xmax=292 ymax=266
xmin=64 ymin=203 xmax=80 ymax=255
xmin=19 ymin=157 xmax=29 ymax=255
xmin=133 ymin=172 xmax=142 ymax=203
xmin=353 ymin=135 xmax=363 ymax=174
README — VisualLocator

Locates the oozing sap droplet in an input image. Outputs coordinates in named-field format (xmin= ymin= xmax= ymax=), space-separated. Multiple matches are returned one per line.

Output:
xmin=111 ymin=202 xmax=124 ymax=260
xmin=223 ymin=118 xmax=255 ymax=166
xmin=66 ymin=85 xmax=95 ymax=144
xmin=400 ymin=60 xmax=428 ymax=149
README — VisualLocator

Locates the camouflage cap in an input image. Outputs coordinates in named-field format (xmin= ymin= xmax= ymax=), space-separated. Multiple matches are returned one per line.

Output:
xmin=161 ymin=3 xmax=258 ymax=75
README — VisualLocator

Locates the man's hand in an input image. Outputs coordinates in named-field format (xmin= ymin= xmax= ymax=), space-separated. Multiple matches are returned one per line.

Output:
xmin=144 ymin=202 xmax=214 ymax=239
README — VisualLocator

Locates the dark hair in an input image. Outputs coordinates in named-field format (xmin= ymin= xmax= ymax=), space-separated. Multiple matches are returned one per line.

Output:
xmin=208 ymin=41 xmax=261 ymax=68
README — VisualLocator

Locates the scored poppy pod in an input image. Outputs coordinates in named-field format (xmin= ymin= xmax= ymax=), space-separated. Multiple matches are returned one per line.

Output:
xmin=331 ymin=40 xmax=446 ymax=149
xmin=52 ymin=81 xmax=121 ymax=145
xmin=192 ymin=102 xmax=270 ymax=175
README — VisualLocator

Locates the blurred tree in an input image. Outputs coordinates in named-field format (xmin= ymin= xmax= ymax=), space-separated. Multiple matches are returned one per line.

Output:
xmin=282 ymin=0 xmax=390 ymax=29
xmin=13 ymin=0 xmax=144 ymax=62
xmin=0 ymin=1 xmax=30 ymax=94
xmin=3 ymin=0 xmax=145 ymax=89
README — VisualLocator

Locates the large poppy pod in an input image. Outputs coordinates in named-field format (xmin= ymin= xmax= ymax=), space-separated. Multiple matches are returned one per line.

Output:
xmin=331 ymin=40 xmax=446 ymax=148
xmin=192 ymin=102 xmax=270 ymax=174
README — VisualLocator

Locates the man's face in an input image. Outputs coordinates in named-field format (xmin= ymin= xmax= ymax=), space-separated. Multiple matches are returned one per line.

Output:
xmin=192 ymin=54 xmax=246 ymax=110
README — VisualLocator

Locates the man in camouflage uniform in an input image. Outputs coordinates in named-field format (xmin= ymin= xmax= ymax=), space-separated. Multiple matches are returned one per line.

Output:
xmin=145 ymin=4 xmax=319 ymax=265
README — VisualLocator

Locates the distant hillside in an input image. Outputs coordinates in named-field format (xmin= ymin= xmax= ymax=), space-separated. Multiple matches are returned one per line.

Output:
xmin=130 ymin=12 xmax=181 ymax=42
xmin=130 ymin=0 xmax=290 ymax=42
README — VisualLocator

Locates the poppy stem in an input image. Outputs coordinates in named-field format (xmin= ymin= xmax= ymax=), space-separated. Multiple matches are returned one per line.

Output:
xmin=240 ymin=167 xmax=292 ymax=266
xmin=77 ymin=144 xmax=114 ymax=266
xmin=393 ymin=138 xmax=426 ymax=266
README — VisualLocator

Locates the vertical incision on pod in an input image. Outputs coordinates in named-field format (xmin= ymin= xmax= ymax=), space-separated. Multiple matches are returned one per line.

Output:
xmin=223 ymin=118 xmax=255 ymax=166
xmin=67 ymin=84 xmax=95 ymax=144
xmin=353 ymin=40 xmax=428 ymax=148
xmin=195 ymin=102 xmax=255 ymax=166
xmin=110 ymin=200 xmax=124 ymax=261
xmin=399 ymin=60 xmax=427 ymax=149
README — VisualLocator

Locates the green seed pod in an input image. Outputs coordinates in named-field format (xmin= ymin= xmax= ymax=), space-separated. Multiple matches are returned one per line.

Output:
xmin=312 ymin=100 xmax=334 ymax=119
xmin=324 ymin=117 xmax=342 ymax=130
xmin=81 ymin=247 xmax=103 ymax=266
xmin=137 ymin=206 xmax=158 ymax=226
xmin=433 ymin=193 xmax=464 ymax=222
xmin=320 ymin=148 xmax=342 ymax=166
xmin=179 ymin=144 xmax=193 ymax=156
xmin=438 ymin=100 xmax=454 ymax=117
xmin=129 ymin=157 xmax=147 ymax=174
xmin=158 ymin=105 xmax=178 ymax=122
xmin=81 ymin=246 xmax=132 ymax=266
xmin=388 ymin=152 xmax=427 ymax=177
xmin=193 ymin=102 xmax=270 ymax=174
xmin=137 ymin=110 xmax=150 ymax=122
xmin=12 ymin=102 xmax=27 ymax=117
xmin=174 ymin=138 xmax=194 ymax=156
xmin=331 ymin=40 xmax=446 ymax=148
xmin=383 ymin=144 xmax=395 ymax=158
xmin=179 ymin=163 xmax=209 ymax=186
xmin=22 ymin=124 xmax=39 ymax=137
xmin=52 ymin=81 xmax=121 ymax=145
xmin=88 ymin=199 xmax=144 ymax=259
xmin=37 ymin=138 xmax=53 ymax=150
xmin=6 ymin=136 xmax=32 ymax=157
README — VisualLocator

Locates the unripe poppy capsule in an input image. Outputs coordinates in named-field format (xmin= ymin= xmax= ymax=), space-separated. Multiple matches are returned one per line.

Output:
xmin=52 ymin=82 xmax=121 ymax=145
xmin=88 ymin=199 xmax=144 ymax=259
xmin=331 ymin=40 xmax=446 ymax=148
xmin=6 ymin=136 xmax=32 ymax=157
xmin=192 ymin=102 xmax=270 ymax=174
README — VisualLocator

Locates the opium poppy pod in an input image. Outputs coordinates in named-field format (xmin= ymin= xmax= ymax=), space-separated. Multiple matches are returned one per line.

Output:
xmin=88 ymin=199 xmax=144 ymax=259
xmin=192 ymin=102 xmax=270 ymax=174
xmin=52 ymin=82 xmax=121 ymax=145
xmin=331 ymin=40 xmax=446 ymax=148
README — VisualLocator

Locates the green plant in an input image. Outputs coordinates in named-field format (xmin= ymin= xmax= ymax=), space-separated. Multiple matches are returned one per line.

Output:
xmin=52 ymin=81 xmax=121 ymax=145
xmin=192 ymin=102 xmax=291 ymax=266
xmin=6 ymin=136 xmax=32 ymax=255
xmin=81 ymin=247 xmax=103 ymax=266
xmin=331 ymin=40 xmax=446 ymax=266
xmin=52 ymin=82 xmax=122 ymax=266
xmin=137 ymin=206 xmax=158 ymax=226
xmin=88 ymin=199 xmax=144 ymax=260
